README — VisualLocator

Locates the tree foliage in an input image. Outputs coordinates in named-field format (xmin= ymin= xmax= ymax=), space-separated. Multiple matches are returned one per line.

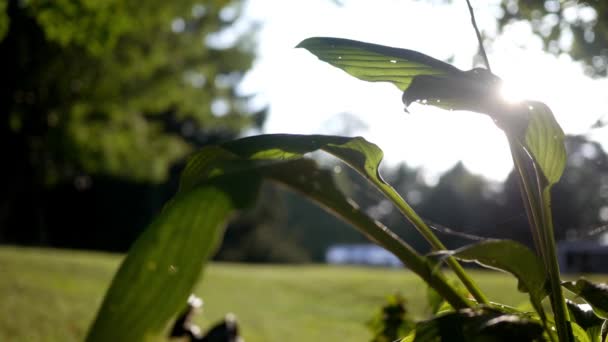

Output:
xmin=0 ymin=0 xmax=259 ymax=183
xmin=0 ymin=0 xmax=264 ymax=246
xmin=498 ymin=0 xmax=608 ymax=77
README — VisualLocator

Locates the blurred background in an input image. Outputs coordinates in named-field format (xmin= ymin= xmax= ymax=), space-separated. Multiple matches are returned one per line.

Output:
xmin=1 ymin=0 xmax=607 ymax=267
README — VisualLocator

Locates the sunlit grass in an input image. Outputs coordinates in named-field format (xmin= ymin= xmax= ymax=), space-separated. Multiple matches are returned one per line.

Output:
xmin=0 ymin=246 xmax=581 ymax=342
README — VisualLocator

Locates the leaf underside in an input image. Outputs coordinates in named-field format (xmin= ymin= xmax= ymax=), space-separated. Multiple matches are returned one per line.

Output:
xmin=299 ymin=36 xmax=567 ymax=187
xmin=436 ymin=240 xmax=548 ymax=319
xmin=88 ymin=133 xmax=442 ymax=340
xmin=297 ymin=37 xmax=460 ymax=91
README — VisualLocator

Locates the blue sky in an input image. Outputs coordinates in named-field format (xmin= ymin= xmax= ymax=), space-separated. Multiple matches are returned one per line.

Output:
xmin=238 ymin=0 xmax=608 ymax=182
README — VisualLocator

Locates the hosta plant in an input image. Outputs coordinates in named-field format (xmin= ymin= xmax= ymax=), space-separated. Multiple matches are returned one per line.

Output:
xmin=86 ymin=30 xmax=608 ymax=342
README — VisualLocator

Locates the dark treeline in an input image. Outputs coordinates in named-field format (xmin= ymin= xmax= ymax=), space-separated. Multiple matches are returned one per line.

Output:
xmin=6 ymin=133 xmax=604 ymax=264
xmin=226 ymin=134 xmax=608 ymax=263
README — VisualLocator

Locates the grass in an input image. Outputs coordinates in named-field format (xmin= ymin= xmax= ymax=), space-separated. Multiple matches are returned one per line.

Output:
xmin=1 ymin=246 xmax=536 ymax=341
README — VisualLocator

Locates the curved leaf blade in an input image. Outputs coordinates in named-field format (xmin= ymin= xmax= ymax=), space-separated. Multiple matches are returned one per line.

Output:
xmin=262 ymin=162 xmax=466 ymax=306
xmin=259 ymin=159 xmax=432 ymax=277
xmin=216 ymin=133 xmax=487 ymax=304
xmin=297 ymin=37 xmax=460 ymax=91
xmin=572 ymin=321 xmax=593 ymax=342
xmin=522 ymin=101 xmax=566 ymax=185
xmin=563 ymin=279 xmax=608 ymax=319
xmin=86 ymin=175 xmax=261 ymax=342
xmin=438 ymin=240 xmax=548 ymax=317
xmin=298 ymin=37 xmax=566 ymax=186
xmin=567 ymin=300 xmax=605 ymax=330
xmin=402 ymin=308 xmax=544 ymax=342
xmin=179 ymin=137 xmax=471 ymax=309
xmin=567 ymin=300 xmax=606 ymax=342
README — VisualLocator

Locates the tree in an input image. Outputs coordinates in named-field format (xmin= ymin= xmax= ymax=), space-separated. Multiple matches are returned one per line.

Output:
xmin=498 ymin=0 xmax=608 ymax=77
xmin=0 ymin=0 xmax=262 ymax=244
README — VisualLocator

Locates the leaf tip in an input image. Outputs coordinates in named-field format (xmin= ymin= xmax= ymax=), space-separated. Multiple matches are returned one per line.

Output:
xmin=295 ymin=37 xmax=317 ymax=49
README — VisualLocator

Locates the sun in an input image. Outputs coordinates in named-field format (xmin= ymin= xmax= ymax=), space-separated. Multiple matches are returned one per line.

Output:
xmin=499 ymin=80 xmax=528 ymax=104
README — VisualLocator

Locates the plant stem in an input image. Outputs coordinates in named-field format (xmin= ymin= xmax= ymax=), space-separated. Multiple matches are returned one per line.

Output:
xmin=354 ymin=212 xmax=471 ymax=310
xmin=509 ymin=139 xmax=570 ymax=342
xmin=371 ymin=179 xmax=490 ymax=305
xmin=537 ymin=173 xmax=571 ymax=342
xmin=268 ymin=177 xmax=472 ymax=310
xmin=508 ymin=139 xmax=546 ymax=259
xmin=465 ymin=0 xmax=491 ymax=72
xmin=509 ymin=140 xmax=556 ymax=342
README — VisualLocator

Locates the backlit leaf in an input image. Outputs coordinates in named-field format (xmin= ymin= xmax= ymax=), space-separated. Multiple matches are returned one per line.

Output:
xmin=86 ymin=175 xmax=261 ymax=342
xmin=438 ymin=240 xmax=548 ymax=318
xmin=297 ymin=37 xmax=460 ymax=91
xmin=299 ymin=37 xmax=567 ymax=185
xmin=180 ymin=134 xmax=470 ymax=309
xmin=523 ymin=101 xmax=567 ymax=185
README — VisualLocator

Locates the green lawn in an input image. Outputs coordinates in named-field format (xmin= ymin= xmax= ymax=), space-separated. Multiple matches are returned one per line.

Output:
xmin=1 ymin=246 xmax=537 ymax=341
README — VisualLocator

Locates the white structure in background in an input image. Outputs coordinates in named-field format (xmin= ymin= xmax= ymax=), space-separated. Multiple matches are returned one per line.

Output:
xmin=557 ymin=235 xmax=608 ymax=273
xmin=325 ymin=244 xmax=402 ymax=267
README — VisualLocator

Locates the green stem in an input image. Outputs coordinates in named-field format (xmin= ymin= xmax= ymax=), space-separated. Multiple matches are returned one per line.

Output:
xmin=537 ymin=176 xmax=571 ymax=342
xmin=509 ymin=139 xmax=570 ymax=342
xmin=509 ymin=140 xmax=556 ymax=342
xmin=508 ymin=139 xmax=546 ymax=260
xmin=370 ymin=178 xmax=489 ymax=305
xmin=354 ymin=212 xmax=471 ymax=310
xmin=268 ymin=177 xmax=471 ymax=310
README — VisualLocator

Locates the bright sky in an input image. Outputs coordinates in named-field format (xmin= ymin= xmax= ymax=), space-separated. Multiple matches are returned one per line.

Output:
xmin=238 ymin=0 xmax=608 ymax=182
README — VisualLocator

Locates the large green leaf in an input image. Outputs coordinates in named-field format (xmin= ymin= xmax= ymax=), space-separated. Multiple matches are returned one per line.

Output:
xmin=259 ymin=160 xmax=429 ymax=275
xmin=437 ymin=240 xmax=548 ymax=318
xmin=298 ymin=37 xmax=567 ymax=187
xmin=563 ymin=279 xmax=608 ymax=319
xmin=572 ymin=321 xmax=593 ymax=342
xmin=567 ymin=300 xmax=605 ymax=330
xmin=523 ymin=101 xmax=566 ymax=185
xmin=180 ymin=136 xmax=471 ymax=309
xmin=218 ymin=133 xmax=487 ymax=304
xmin=297 ymin=37 xmax=460 ymax=91
xmin=567 ymin=300 xmax=606 ymax=342
xmin=86 ymin=175 xmax=261 ymax=342
xmin=401 ymin=308 xmax=545 ymax=342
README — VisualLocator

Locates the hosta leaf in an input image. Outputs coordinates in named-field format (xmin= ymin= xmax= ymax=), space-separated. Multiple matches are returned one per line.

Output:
xmin=522 ymin=101 xmax=567 ymax=185
xmin=178 ymin=135 xmax=470 ymax=309
xmin=586 ymin=324 xmax=604 ymax=342
xmin=214 ymin=133 xmax=485 ymax=304
xmin=86 ymin=175 xmax=261 ymax=342
xmin=402 ymin=308 xmax=544 ymax=342
xmin=297 ymin=37 xmax=460 ymax=91
xmin=220 ymin=134 xmax=431 ymax=255
xmin=567 ymin=300 xmax=606 ymax=342
xmin=436 ymin=240 xmax=548 ymax=318
xmin=572 ymin=321 xmax=593 ymax=342
xmin=567 ymin=300 xmax=605 ymax=330
xmin=299 ymin=37 xmax=567 ymax=185
xmin=181 ymin=138 xmax=439 ymax=286
xmin=261 ymin=161 xmax=469 ymax=310
xmin=563 ymin=279 xmax=608 ymax=319
xmin=258 ymin=159 xmax=435 ymax=281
